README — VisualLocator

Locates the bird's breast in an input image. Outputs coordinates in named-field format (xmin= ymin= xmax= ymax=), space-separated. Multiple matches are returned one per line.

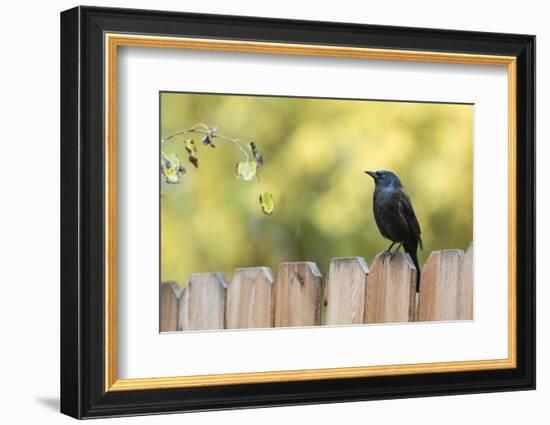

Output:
xmin=373 ymin=187 xmax=395 ymax=206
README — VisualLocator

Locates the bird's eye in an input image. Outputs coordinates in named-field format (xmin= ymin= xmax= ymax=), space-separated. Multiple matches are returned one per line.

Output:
xmin=378 ymin=173 xmax=385 ymax=179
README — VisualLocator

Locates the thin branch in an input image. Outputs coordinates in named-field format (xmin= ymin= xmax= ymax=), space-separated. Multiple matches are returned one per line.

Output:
xmin=211 ymin=134 xmax=251 ymax=160
xmin=163 ymin=123 xmax=210 ymax=141
xmin=162 ymin=124 xmax=251 ymax=160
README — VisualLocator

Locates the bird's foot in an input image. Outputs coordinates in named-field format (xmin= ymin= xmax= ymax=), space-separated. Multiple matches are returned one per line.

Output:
xmin=389 ymin=243 xmax=403 ymax=262
xmin=382 ymin=250 xmax=394 ymax=260
xmin=382 ymin=243 xmax=396 ymax=258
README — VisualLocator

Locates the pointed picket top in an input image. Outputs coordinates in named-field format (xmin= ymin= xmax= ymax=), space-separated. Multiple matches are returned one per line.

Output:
xmin=273 ymin=262 xmax=322 ymax=327
xmin=226 ymin=267 xmax=275 ymax=329
xmin=365 ymin=252 xmax=416 ymax=323
xmin=325 ymin=257 xmax=369 ymax=325
xmin=179 ymin=272 xmax=228 ymax=331
xmin=418 ymin=249 xmax=465 ymax=321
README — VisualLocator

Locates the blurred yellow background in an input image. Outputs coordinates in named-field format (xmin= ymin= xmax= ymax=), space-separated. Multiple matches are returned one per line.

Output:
xmin=161 ymin=92 xmax=473 ymax=288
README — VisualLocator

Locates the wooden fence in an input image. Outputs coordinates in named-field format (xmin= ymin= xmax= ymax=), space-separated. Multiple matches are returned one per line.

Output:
xmin=160 ymin=244 xmax=473 ymax=332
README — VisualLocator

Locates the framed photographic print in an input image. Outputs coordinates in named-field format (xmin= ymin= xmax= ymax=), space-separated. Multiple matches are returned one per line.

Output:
xmin=60 ymin=6 xmax=535 ymax=419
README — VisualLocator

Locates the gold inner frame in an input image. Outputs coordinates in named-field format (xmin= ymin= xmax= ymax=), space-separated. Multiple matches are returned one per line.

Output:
xmin=104 ymin=33 xmax=517 ymax=392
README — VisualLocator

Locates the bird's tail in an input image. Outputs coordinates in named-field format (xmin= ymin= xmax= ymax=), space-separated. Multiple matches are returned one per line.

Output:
xmin=406 ymin=246 xmax=421 ymax=293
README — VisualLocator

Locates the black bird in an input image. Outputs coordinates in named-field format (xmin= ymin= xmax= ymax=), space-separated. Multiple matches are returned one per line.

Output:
xmin=365 ymin=170 xmax=423 ymax=292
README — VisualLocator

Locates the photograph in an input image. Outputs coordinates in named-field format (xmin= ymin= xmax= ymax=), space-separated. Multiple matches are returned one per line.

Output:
xmin=159 ymin=92 xmax=474 ymax=332
xmin=58 ymin=5 xmax=535 ymax=419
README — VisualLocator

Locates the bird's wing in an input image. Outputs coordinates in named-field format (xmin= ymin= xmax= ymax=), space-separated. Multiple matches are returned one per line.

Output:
xmin=396 ymin=188 xmax=423 ymax=249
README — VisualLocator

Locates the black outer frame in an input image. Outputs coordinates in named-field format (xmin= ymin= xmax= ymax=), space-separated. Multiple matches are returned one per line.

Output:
xmin=60 ymin=6 xmax=535 ymax=419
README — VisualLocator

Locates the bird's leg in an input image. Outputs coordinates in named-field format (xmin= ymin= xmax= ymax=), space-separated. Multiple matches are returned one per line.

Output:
xmin=382 ymin=242 xmax=396 ymax=257
xmin=389 ymin=242 xmax=403 ymax=261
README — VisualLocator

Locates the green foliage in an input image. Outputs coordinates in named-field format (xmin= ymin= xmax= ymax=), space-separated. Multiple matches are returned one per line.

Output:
xmin=160 ymin=93 xmax=473 ymax=288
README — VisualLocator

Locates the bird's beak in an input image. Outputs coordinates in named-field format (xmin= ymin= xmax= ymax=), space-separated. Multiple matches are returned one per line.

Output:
xmin=365 ymin=170 xmax=377 ymax=179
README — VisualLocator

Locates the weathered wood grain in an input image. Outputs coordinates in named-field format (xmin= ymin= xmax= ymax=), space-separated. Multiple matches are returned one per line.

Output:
xmin=457 ymin=243 xmax=474 ymax=320
xmin=160 ymin=281 xmax=181 ymax=332
xmin=365 ymin=253 xmax=416 ymax=323
xmin=418 ymin=249 xmax=465 ymax=321
xmin=161 ymin=243 xmax=474 ymax=330
xmin=273 ymin=262 xmax=322 ymax=327
xmin=179 ymin=273 xmax=228 ymax=331
xmin=324 ymin=257 xmax=369 ymax=325
xmin=226 ymin=267 xmax=274 ymax=329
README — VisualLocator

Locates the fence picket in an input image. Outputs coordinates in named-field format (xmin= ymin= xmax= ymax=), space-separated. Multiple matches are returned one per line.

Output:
xmin=418 ymin=249 xmax=465 ymax=321
xmin=166 ymin=244 xmax=474 ymax=331
xmin=325 ymin=257 xmax=369 ymax=325
xmin=179 ymin=273 xmax=227 ymax=331
xmin=458 ymin=244 xmax=474 ymax=320
xmin=273 ymin=262 xmax=322 ymax=327
xmin=160 ymin=281 xmax=180 ymax=332
xmin=365 ymin=253 xmax=416 ymax=323
xmin=226 ymin=267 xmax=274 ymax=329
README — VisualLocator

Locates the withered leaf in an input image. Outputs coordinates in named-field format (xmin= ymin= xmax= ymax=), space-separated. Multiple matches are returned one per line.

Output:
xmin=161 ymin=152 xmax=185 ymax=184
xmin=184 ymin=139 xmax=197 ymax=156
xmin=250 ymin=142 xmax=263 ymax=167
xmin=235 ymin=160 xmax=258 ymax=181
xmin=259 ymin=192 xmax=274 ymax=215
xmin=188 ymin=155 xmax=198 ymax=168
